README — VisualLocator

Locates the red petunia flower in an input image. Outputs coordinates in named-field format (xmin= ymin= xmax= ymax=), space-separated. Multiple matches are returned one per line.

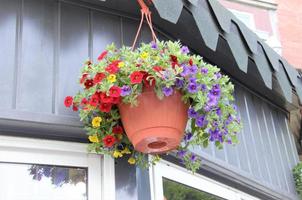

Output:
xmin=64 ymin=96 xmax=73 ymax=107
xmin=111 ymin=96 xmax=121 ymax=104
xmin=189 ymin=58 xmax=193 ymax=66
xmin=143 ymin=73 xmax=156 ymax=88
xmin=130 ymin=71 xmax=144 ymax=84
xmin=93 ymin=73 xmax=106 ymax=84
xmin=81 ymin=98 xmax=88 ymax=106
xmin=170 ymin=55 xmax=178 ymax=63
xmin=80 ymin=73 xmax=89 ymax=84
xmin=109 ymin=86 xmax=121 ymax=98
xmin=102 ymin=135 xmax=116 ymax=147
xmin=99 ymin=102 xmax=112 ymax=113
xmin=84 ymin=79 xmax=94 ymax=89
xmin=89 ymin=94 xmax=99 ymax=107
xmin=72 ymin=104 xmax=78 ymax=112
xmin=100 ymin=93 xmax=113 ymax=103
xmin=105 ymin=61 xmax=120 ymax=74
xmin=153 ymin=66 xmax=163 ymax=72
xmin=170 ymin=55 xmax=178 ymax=68
xmin=112 ymin=125 xmax=123 ymax=134
xmin=97 ymin=50 xmax=108 ymax=61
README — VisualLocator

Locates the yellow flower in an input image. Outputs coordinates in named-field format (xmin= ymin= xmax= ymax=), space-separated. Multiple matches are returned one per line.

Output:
xmin=121 ymin=147 xmax=131 ymax=155
xmin=128 ymin=157 xmax=136 ymax=165
xmin=107 ymin=74 xmax=116 ymax=83
xmin=88 ymin=134 xmax=99 ymax=143
xmin=118 ymin=62 xmax=125 ymax=68
xmin=113 ymin=150 xmax=123 ymax=158
xmin=140 ymin=52 xmax=148 ymax=59
xmin=92 ymin=117 xmax=102 ymax=128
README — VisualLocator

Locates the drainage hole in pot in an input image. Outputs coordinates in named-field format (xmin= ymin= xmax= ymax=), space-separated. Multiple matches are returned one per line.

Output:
xmin=148 ymin=141 xmax=167 ymax=149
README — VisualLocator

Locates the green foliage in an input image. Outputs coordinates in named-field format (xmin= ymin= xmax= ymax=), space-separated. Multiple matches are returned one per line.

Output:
xmin=293 ymin=162 xmax=302 ymax=199
xmin=65 ymin=40 xmax=242 ymax=172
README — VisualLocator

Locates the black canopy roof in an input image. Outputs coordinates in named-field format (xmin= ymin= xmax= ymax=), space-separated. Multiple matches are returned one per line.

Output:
xmin=87 ymin=0 xmax=302 ymax=111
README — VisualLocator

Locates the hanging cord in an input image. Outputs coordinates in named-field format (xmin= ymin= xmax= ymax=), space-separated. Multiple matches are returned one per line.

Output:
xmin=131 ymin=0 xmax=158 ymax=50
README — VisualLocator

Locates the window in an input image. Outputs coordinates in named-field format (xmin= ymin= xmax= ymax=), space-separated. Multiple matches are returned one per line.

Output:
xmin=150 ymin=160 xmax=260 ymax=200
xmin=0 ymin=136 xmax=115 ymax=200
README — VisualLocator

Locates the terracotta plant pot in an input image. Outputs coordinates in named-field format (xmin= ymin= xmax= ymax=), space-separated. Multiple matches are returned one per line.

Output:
xmin=118 ymin=88 xmax=189 ymax=154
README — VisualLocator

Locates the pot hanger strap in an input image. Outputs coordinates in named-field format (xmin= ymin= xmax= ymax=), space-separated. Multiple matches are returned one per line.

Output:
xmin=132 ymin=0 xmax=158 ymax=50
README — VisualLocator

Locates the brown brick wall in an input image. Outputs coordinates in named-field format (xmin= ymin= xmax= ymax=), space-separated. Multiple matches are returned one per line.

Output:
xmin=277 ymin=0 xmax=302 ymax=69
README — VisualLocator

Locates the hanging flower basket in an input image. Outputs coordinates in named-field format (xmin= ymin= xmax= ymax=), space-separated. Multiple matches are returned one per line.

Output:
xmin=64 ymin=40 xmax=242 ymax=172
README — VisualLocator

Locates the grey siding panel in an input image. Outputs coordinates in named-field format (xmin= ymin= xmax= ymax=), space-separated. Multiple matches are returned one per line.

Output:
xmin=121 ymin=18 xmax=139 ymax=46
xmin=17 ymin=0 xmax=55 ymax=113
xmin=275 ymin=111 xmax=297 ymax=194
xmin=251 ymin=95 xmax=273 ymax=185
xmin=244 ymin=90 xmax=271 ymax=183
xmin=262 ymin=102 xmax=286 ymax=190
xmin=92 ymin=11 xmax=121 ymax=61
xmin=234 ymin=87 xmax=252 ymax=174
xmin=270 ymin=109 xmax=290 ymax=192
xmin=0 ymin=0 xmax=18 ymax=109
xmin=259 ymin=100 xmax=282 ymax=189
xmin=57 ymin=3 xmax=89 ymax=115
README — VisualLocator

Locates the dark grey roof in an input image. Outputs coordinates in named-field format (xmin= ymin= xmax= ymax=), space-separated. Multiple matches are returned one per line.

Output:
xmin=86 ymin=0 xmax=301 ymax=109
xmin=151 ymin=0 xmax=302 ymax=108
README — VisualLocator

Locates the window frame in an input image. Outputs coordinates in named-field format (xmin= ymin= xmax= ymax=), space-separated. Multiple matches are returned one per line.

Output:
xmin=149 ymin=159 xmax=260 ymax=200
xmin=0 ymin=135 xmax=115 ymax=200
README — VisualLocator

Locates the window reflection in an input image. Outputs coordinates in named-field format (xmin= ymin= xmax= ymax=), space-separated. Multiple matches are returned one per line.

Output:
xmin=163 ymin=178 xmax=226 ymax=200
xmin=0 ymin=163 xmax=87 ymax=200
xmin=29 ymin=165 xmax=86 ymax=187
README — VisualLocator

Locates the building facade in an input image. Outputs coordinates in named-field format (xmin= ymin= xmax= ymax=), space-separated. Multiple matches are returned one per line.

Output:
xmin=0 ymin=0 xmax=302 ymax=200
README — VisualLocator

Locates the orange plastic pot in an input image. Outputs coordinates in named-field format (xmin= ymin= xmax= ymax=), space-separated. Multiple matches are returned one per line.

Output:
xmin=118 ymin=88 xmax=189 ymax=154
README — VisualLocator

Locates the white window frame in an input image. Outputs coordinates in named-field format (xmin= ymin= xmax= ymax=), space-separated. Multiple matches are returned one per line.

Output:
xmin=149 ymin=159 xmax=260 ymax=200
xmin=0 ymin=136 xmax=115 ymax=200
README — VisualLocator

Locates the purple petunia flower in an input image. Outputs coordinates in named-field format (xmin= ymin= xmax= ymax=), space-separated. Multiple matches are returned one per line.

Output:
xmin=207 ymin=94 xmax=218 ymax=107
xmin=121 ymin=85 xmax=132 ymax=96
xmin=188 ymin=65 xmax=198 ymax=75
xmin=196 ymin=115 xmax=207 ymax=127
xmin=184 ymin=132 xmax=193 ymax=143
xmin=177 ymin=149 xmax=187 ymax=158
xmin=233 ymin=105 xmax=237 ymax=111
xmin=204 ymin=105 xmax=211 ymax=112
xmin=151 ymin=41 xmax=157 ymax=49
xmin=209 ymin=128 xmax=219 ymax=142
xmin=216 ymin=108 xmax=222 ymax=116
xmin=180 ymin=64 xmax=190 ymax=77
xmin=225 ymin=115 xmax=233 ymax=125
xmin=227 ymin=139 xmax=232 ymax=144
xmin=201 ymin=84 xmax=207 ymax=91
xmin=215 ymin=72 xmax=222 ymax=79
xmin=190 ymin=154 xmax=197 ymax=162
xmin=210 ymin=84 xmax=221 ymax=97
xmin=201 ymin=67 xmax=208 ymax=74
xmin=181 ymin=46 xmax=190 ymax=54
xmin=188 ymin=107 xmax=198 ymax=118
xmin=162 ymin=87 xmax=173 ymax=96
xmin=187 ymin=82 xmax=199 ymax=93
xmin=189 ymin=77 xmax=197 ymax=84
xmin=175 ymin=78 xmax=185 ymax=88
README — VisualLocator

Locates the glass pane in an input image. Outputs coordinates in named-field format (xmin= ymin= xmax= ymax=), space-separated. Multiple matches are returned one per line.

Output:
xmin=0 ymin=163 xmax=87 ymax=200
xmin=163 ymin=178 xmax=226 ymax=200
